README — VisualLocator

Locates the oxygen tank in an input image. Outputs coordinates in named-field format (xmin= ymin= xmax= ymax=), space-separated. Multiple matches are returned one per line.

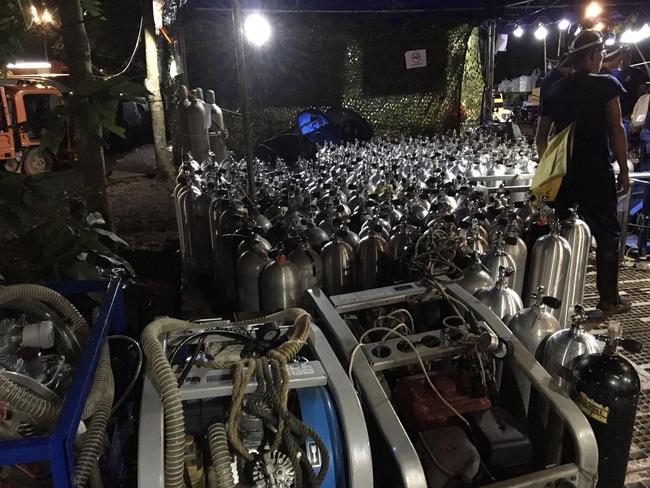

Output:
xmin=538 ymin=305 xmax=603 ymax=465
xmin=187 ymin=90 xmax=210 ymax=162
xmin=213 ymin=232 xmax=246 ymax=311
xmin=560 ymin=209 xmax=591 ymax=328
xmin=524 ymin=218 xmax=571 ymax=320
xmin=259 ymin=251 xmax=302 ymax=312
xmin=508 ymin=286 xmax=561 ymax=411
xmin=236 ymin=243 xmax=272 ymax=312
xmin=357 ymin=224 xmax=391 ymax=290
xmin=304 ymin=220 xmax=330 ymax=251
xmin=177 ymin=85 xmax=191 ymax=153
xmin=474 ymin=266 xmax=523 ymax=324
xmin=321 ymin=230 xmax=356 ymax=295
xmin=204 ymin=89 xmax=227 ymax=161
xmin=457 ymin=253 xmax=495 ymax=295
xmin=389 ymin=220 xmax=418 ymax=279
xmin=572 ymin=323 xmax=641 ymax=488
xmin=503 ymin=223 xmax=527 ymax=297
xmin=288 ymin=239 xmax=324 ymax=292
xmin=481 ymin=232 xmax=518 ymax=291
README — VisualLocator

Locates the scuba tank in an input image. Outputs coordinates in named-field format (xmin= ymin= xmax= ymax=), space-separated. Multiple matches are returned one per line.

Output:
xmin=320 ymin=230 xmax=356 ymax=295
xmin=474 ymin=266 xmax=523 ymax=324
xmin=457 ymin=252 xmax=495 ymax=295
xmin=304 ymin=220 xmax=330 ymax=251
xmin=259 ymin=250 xmax=302 ymax=313
xmin=357 ymin=224 xmax=391 ymax=290
xmin=288 ymin=239 xmax=324 ymax=293
xmin=481 ymin=232 xmax=518 ymax=291
xmin=572 ymin=322 xmax=642 ymax=488
xmin=524 ymin=215 xmax=571 ymax=321
xmin=236 ymin=242 xmax=272 ymax=312
xmin=508 ymin=286 xmax=561 ymax=412
xmin=538 ymin=305 xmax=603 ymax=466
xmin=560 ymin=208 xmax=592 ymax=328
xmin=503 ymin=220 xmax=527 ymax=297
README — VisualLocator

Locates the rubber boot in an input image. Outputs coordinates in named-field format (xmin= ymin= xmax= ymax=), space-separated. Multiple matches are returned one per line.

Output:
xmin=596 ymin=240 xmax=631 ymax=317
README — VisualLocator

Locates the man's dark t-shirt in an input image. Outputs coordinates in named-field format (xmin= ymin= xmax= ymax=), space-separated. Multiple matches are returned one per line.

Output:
xmin=539 ymin=68 xmax=565 ymax=116
xmin=613 ymin=67 xmax=649 ymax=117
xmin=548 ymin=71 xmax=625 ymax=176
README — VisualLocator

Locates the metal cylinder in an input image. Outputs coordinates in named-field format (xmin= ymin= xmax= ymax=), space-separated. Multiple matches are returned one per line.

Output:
xmin=481 ymin=236 xmax=518 ymax=291
xmin=320 ymin=232 xmax=356 ymax=295
xmin=236 ymin=244 xmax=272 ymax=312
xmin=560 ymin=211 xmax=591 ymax=328
xmin=288 ymin=241 xmax=324 ymax=293
xmin=213 ymin=233 xmax=246 ymax=311
xmin=305 ymin=222 xmax=330 ymax=251
xmin=504 ymin=233 xmax=527 ymax=297
xmin=259 ymin=254 xmax=302 ymax=312
xmin=458 ymin=258 xmax=495 ymax=295
xmin=187 ymin=93 xmax=210 ymax=162
xmin=357 ymin=226 xmax=391 ymax=290
xmin=524 ymin=225 xmax=571 ymax=320
xmin=473 ymin=267 xmax=523 ymax=324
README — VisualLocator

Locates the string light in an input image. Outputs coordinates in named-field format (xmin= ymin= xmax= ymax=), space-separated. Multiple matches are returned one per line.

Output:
xmin=534 ymin=25 xmax=548 ymax=40
xmin=585 ymin=2 xmax=603 ymax=20
xmin=558 ymin=19 xmax=571 ymax=31
xmin=605 ymin=37 xmax=616 ymax=46
xmin=513 ymin=26 xmax=524 ymax=38
xmin=594 ymin=21 xmax=606 ymax=32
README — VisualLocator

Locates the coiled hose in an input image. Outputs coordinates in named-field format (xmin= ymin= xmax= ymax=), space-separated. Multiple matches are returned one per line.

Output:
xmin=75 ymin=345 xmax=115 ymax=488
xmin=207 ymin=423 xmax=235 ymax=488
xmin=141 ymin=308 xmax=310 ymax=488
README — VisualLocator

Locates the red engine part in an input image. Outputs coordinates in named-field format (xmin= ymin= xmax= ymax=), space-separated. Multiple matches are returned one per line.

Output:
xmin=393 ymin=369 xmax=491 ymax=431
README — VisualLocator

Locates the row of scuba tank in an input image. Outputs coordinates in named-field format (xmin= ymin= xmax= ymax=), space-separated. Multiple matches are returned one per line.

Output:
xmin=172 ymin=132 xmax=585 ymax=317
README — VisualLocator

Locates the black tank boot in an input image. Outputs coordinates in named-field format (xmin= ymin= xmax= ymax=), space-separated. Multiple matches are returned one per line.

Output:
xmin=596 ymin=240 xmax=631 ymax=317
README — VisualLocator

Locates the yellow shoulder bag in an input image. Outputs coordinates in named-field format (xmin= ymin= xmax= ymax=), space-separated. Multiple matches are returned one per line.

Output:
xmin=531 ymin=122 xmax=575 ymax=201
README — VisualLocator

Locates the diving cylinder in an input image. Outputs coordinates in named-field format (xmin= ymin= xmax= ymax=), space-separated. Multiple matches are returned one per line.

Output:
xmin=176 ymin=85 xmax=191 ymax=154
xmin=473 ymin=266 xmax=523 ymax=324
xmin=259 ymin=251 xmax=302 ymax=312
xmin=457 ymin=253 xmax=495 ymax=295
xmin=204 ymin=89 xmax=226 ymax=161
xmin=524 ymin=217 xmax=571 ymax=320
xmin=572 ymin=323 xmax=641 ymax=488
xmin=560 ymin=209 xmax=591 ymax=328
xmin=388 ymin=220 xmax=419 ymax=280
xmin=538 ymin=305 xmax=603 ymax=465
xmin=192 ymin=188 xmax=214 ymax=276
xmin=503 ymin=224 xmax=527 ymax=297
xmin=236 ymin=243 xmax=272 ymax=312
xmin=481 ymin=232 xmax=518 ymax=291
xmin=508 ymin=286 xmax=561 ymax=412
xmin=304 ymin=220 xmax=330 ymax=251
xmin=288 ymin=239 xmax=324 ymax=293
xmin=320 ymin=230 xmax=356 ymax=295
xmin=357 ymin=224 xmax=391 ymax=290
xmin=178 ymin=184 xmax=200 ymax=273
xmin=187 ymin=90 xmax=210 ymax=162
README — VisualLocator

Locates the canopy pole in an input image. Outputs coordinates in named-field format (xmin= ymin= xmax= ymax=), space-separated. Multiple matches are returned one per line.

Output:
xmin=485 ymin=20 xmax=496 ymax=122
xmin=231 ymin=0 xmax=256 ymax=201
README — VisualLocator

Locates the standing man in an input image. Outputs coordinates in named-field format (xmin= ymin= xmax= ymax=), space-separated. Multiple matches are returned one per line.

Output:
xmin=536 ymin=30 xmax=631 ymax=317
xmin=535 ymin=52 xmax=572 ymax=155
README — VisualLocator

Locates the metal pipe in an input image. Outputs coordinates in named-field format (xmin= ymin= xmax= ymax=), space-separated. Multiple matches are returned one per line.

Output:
xmin=230 ymin=0 xmax=256 ymax=201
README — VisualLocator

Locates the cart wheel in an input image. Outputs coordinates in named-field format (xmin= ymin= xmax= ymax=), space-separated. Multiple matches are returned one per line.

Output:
xmin=22 ymin=148 xmax=54 ymax=175
xmin=3 ymin=158 xmax=20 ymax=172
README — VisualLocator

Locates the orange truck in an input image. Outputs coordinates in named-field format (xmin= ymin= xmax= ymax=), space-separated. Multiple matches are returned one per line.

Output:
xmin=0 ymin=80 xmax=73 ymax=174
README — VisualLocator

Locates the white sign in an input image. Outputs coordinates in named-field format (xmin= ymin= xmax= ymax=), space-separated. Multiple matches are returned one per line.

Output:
xmin=497 ymin=34 xmax=509 ymax=52
xmin=405 ymin=49 xmax=427 ymax=70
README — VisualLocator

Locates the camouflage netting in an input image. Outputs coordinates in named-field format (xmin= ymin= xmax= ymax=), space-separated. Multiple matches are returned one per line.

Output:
xmin=176 ymin=11 xmax=474 ymax=157
xmin=461 ymin=27 xmax=483 ymax=127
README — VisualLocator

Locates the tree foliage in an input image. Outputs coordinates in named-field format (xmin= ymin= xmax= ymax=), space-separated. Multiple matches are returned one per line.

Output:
xmin=0 ymin=0 xmax=27 ymax=68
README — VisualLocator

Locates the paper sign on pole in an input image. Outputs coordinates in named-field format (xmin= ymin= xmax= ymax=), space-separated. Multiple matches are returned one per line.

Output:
xmin=405 ymin=49 xmax=427 ymax=69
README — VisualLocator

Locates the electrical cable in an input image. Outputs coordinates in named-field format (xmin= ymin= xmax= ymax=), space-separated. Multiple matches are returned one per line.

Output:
xmin=177 ymin=335 xmax=207 ymax=386
xmin=347 ymin=325 xmax=471 ymax=429
xmin=107 ymin=335 xmax=143 ymax=416
xmin=106 ymin=16 xmax=144 ymax=79
xmin=167 ymin=329 xmax=254 ymax=366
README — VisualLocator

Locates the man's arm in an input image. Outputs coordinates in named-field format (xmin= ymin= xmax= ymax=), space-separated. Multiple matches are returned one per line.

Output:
xmin=605 ymin=96 xmax=630 ymax=195
xmin=535 ymin=115 xmax=553 ymax=158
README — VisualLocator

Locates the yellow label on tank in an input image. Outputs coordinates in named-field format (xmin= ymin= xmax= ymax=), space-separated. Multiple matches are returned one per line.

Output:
xmin=576 ymin=391 xmax=609 ymax=424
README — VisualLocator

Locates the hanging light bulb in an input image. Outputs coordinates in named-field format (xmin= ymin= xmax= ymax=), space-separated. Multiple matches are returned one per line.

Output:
xmin=604 ymin=37 xmax=616 ymax=46
xmin=585 ymin=2 xmax=603 ymax=19
xmin=534 ymin=25 xmax=548 ymax=40
xmin=513 ymin=26 xmax=524 ymax=38
xmin=594 ymin=21 xmax=605 ymax=32
xmin=558 ymin=19 xmax=571 ymax=31
xmin=244 ymin=13 xmax=272 ymax=47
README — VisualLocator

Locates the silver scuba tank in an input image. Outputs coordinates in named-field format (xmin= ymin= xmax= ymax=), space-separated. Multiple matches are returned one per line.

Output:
xmin=320 ymin=230 xmax=356 ymax=295
xmin=481 ymin=232 xmax=518 ymax=291
xmin=288 ymin=239 xmax=324 ymax=293
xmin=357 ymin=224 xmax=391 ymax=290
xmin=524 ymin=217 xmax=571 ymax=320
xmin=508 ymin=286 xmax=561 ymax=411
xmin=457 ymin=253 xmax=495 ymax=295
xmin=304 ymin=221 xmax=330 ymax=251
xmin=560 ymin=208 xmax=591 ymax=328
xmin=473 ymin=266 xmax=523 ymax=324
xmin=259 ymin=251 xmax=302 ymax=312
xmin=236 ymin=243 xmax=272 ymax=312
xmin=503 ymin=224 xmax=527 ymax=297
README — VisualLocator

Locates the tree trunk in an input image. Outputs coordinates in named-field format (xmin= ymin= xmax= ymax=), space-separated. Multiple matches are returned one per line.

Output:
xmin=52 ymin=0 xmax=113 ymax=227
xmin=140 ymin=0 xmax=176 ymax=181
